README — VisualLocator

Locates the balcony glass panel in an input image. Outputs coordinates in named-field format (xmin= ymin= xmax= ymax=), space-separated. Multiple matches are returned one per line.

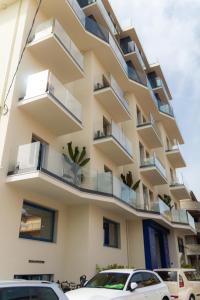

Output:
xmin=122 ymin=40 xmax=145 ymax=70
xmin=157 ymin=99 xmax=174 ymax=117
xmin=8 ymin=142 xmax=196 ymax=229
xmin=68 ymin=0 xmax=86 ymax=26
xmin=188 ymin=212 xmax=196 ymax=231
xmin=141 ymin=155 xmax=167 ymax=178
xmin=94 ymin=74 xmax=130 ymax=112
xmin=24 ymin=70 xmax=82 ymax=122
xmin=85 ymin=16 xmax=109 ymax=42
xmin=151 ymin=197 xmax=171 ymax=221
xmin=171 ymin=209 xmax=188 ymax=224
xmin=32 ymin=19 xmax=84 ymax=70
xmin=94 ymin=121 xmax=133 ymax=157
xmin=137 ymin=114 xmax=161 ymax=140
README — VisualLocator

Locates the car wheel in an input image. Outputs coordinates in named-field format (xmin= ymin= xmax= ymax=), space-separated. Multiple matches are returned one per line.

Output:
xmin=189 ymin=296 xmax=195 ymax=300
xmin=162 ymin=297 xmax=169 ymax=300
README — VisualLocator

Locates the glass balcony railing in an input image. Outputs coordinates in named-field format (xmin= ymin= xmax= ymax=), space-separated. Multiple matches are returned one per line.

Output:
xmin=137 ymin=114 xmax=161 ymax=140
xmin=31 ymin=19 xmax=84 ymax=70
xmin=171 ymin=209 xmax=196 ymax=230
xmin=77 ymin=0 xmax=117 ymax=35
xmin=22 ymin=70 xmax=82 ymax=123
xmin=170 ymin=176 xmax=189 ymax=190
xmin=121 ymin=41 xmax=145 ymax=70
xmin=68 ymin=0 xmax=86 ymax=26
xmin=8 ymin=142 xmax=196 ymax=230
xmin=157 ymin=99 xmax=174 ymax=117
xmin=153 ymin=77 xmax=169 ymax=101
xmin=141 ymin=154 xmax=167 ymax=179
xmin=94 ymin=74 xmax=130 ymax=113
xmin=94 ymin=121 xmax=133 ymax=157
xmin=68 ymin=0 xmax=147 ymax=86
xmin=166 ymin=140 xmax=180 ymax=152
xmin=151 ymin=197 xmax=171 ymax=221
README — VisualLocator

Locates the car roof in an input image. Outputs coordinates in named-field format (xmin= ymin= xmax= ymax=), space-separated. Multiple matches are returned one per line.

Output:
xmin=0 ymin=280 xmax=55 ymax=287
xmin=100 ymin=269 xmax=156 ymax=274
xmin=154 ymin=268 xmax=196 ymax=272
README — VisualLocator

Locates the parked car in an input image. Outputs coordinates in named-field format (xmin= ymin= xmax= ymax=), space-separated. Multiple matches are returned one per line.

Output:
xmin=154 ymin=268 xmax=200 ymax=300
xmin=66 ymin=269 xmax=170 ymax=300
xmin=0 ymin=280 xmax=69 ymax=300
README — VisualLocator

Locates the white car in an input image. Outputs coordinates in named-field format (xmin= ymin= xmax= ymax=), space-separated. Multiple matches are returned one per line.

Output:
xmin=66 ymin=269 xmax=170 ymax=300
xmin=0 ymin=280 xmax=69 ymax=300
xmin=154 ymin=269 xmax=200 ymax=300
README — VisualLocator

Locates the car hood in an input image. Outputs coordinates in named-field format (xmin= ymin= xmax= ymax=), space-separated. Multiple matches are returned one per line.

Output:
xmin=66 ymin=287 xmax=125 ymax=300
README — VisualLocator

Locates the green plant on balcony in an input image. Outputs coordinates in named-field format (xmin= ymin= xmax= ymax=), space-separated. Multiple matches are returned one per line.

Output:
xmin=96 ymin=264 xmax=132 ymax=274
xmin=121 ymin=171 xmax=140 ymax=191
xmin=159 ymin=194 xmax=174 ymax=210
xmin=62 ymin=142 xmax=90 ymax=185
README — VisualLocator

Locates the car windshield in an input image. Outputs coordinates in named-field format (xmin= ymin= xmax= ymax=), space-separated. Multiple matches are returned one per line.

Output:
xmin=85 ymin=272 xmax=129 ymax=290
xmin=155 ymin=271 xmax=177 ymax=282
xmin=184 ymin=271 xmax=200 ymax=281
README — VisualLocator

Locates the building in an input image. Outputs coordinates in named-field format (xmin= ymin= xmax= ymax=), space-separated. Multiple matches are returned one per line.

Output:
xmin=181 ymin=192 xmax=200 ymax=270
xmin=0 ymin=0 xmax=196 ymax=282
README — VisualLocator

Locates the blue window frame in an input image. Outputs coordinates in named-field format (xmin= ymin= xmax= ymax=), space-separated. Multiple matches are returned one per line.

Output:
xmin=103 ymin=218 xmax=120 ymax=248
xmin=19 ymin=201 xmax=55 ymax=243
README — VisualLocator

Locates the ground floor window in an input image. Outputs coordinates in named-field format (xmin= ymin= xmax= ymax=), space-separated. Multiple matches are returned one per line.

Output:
xmin=14 ymin=274 xmax=54 ymax=281
xmin=103 ymin=218 xmax=120 ymax=248
xmin=19 ymin=201 xmax=56 ymax=242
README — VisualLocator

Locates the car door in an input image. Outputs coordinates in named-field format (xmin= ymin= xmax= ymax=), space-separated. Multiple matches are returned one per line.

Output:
xmin=140 ymin=272 xmax=165 ymax=300
xmin=126 ymin=272 xmax=163 ymax=300
xmin=123 ymin=272 xmax=153 ymax=300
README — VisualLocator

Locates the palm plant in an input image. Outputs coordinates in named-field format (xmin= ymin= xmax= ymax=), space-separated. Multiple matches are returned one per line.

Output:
xmin=62 ymin=142 xmax=90 ymax=185
xmin=121 ymin=171 xmax=140 ymax=191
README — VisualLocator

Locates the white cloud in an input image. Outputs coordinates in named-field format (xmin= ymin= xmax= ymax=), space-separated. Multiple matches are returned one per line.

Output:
xmin=110 ymin=0 xmax=200 ymax=199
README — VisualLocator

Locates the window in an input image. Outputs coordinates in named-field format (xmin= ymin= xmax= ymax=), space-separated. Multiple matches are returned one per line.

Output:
xmin=0 ymin=287 xmax=30 ymax=300
xmin=178 ymin=237 xmax=185 ymax=253
xmin=30 ymin=287 xmax=58 ymax=300
xmin=14 ymin=274 xmax=54 ymax=281
xmin=184 ymin=271 xmax=200 ymax=281
xmin=0 ymin=287 xmax=58 ymax=300
xmin=142 ymin=272 xmax=161 ymax=286
xmin=85 ymin=272 xmax=129 ymax=290
xmin=19 ymin=201 xmax=55 ymax=242
xmin=129 ymin=272 xmax=160 ymax=290
xmin=129 ymin=272 xmax=144 ymax=289
xmin=103 ymin=218 xmax=120 ymax=248
xmin=155 ymin=271 xmax=177 ymax=282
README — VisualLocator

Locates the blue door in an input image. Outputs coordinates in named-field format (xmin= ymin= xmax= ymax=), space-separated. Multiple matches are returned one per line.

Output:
xmin=143 ymin=220 xmax=170 ymax=269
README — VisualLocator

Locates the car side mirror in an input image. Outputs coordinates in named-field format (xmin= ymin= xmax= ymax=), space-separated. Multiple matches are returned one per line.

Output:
xmin=130 ymin=282 xmax=138 ymax=291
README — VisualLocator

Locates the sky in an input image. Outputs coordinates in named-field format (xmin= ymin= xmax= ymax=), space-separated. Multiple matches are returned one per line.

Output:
xmin=110 ymin=0 xmax=200 ymax=200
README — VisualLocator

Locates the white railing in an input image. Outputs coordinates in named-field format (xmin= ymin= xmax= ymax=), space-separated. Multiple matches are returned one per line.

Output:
xmin=24 ymin=70 xmax=82 ymax=122
xmin=32 ymin=19 xmax=84 ymax=70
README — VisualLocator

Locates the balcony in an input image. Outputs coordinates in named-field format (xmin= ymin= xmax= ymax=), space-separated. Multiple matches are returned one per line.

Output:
xmin=140 ymin=154 xmax=167 ymax=185
xmin=150 ymin=77 xmax=170 ymax=102
xmin=94 ymin=121 xmax=133 ymax=165
xmin=151 ymin=197 xmax=171 ymax=221
xmin=18 ymin=70 xmax=82 ymax=135
xmin=7 ymin=142 xmax=196 ymax=232
xmin=170 ymin=178 xmax=190 ymax=200
xmin=27 ymin=19 xmax=84 ymax=83
xmin=171 ymin=209 xmax=196 ymax=231
xmin=196 ymin=223 xmax=200 ymax=233
xmin=166 ymin=143 xmax=186 ymax=168
xmin=186 ymin=244 xmax=200 ymax=256
xmin=94 ymin=74 xmax=131 ymax=122
xmin=137 ymin=116 xmax=162 ymax=149
xmin=156 ymin=99 xmax=184 ymax=145
xmin=121 ymin=40 xmax=146 ymax=73
xmin=77 ymin=0 xmax=117 ymax=35
xmin=180 ymin=200 xmax=200 ymax=212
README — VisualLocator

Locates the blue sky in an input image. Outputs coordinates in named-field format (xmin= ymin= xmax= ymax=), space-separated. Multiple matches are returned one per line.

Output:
xmin=110 ymin=0 xmax=200 ymax=200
